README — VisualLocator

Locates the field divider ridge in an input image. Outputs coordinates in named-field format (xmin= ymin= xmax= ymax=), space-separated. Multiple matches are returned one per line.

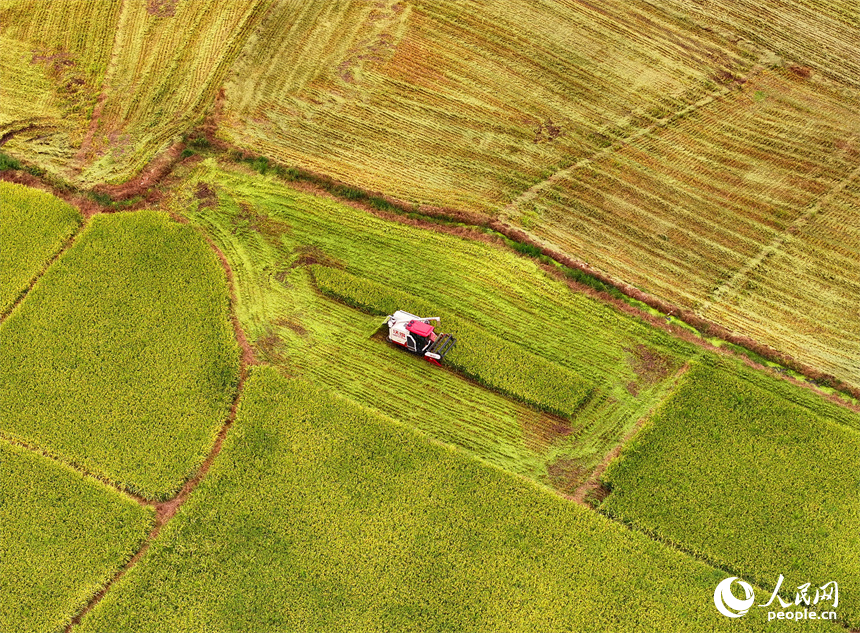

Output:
xmin=0 ymin=216 xmax=88 ymax=326
xmin=64 ymin=216 xmax=255 ymax=631
xmin=570 ymin=359 xmax=693 ymax=506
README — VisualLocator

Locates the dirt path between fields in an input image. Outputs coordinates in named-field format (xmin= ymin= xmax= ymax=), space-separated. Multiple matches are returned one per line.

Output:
xmin=64 ymin=211 xmax=254 ymax=631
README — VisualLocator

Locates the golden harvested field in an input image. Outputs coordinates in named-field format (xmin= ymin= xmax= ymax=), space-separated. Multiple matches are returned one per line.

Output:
xmin=222 ymin=0 xmax=751 ymax=210
xmin=511 ymin=69 xmax=860 ymax=386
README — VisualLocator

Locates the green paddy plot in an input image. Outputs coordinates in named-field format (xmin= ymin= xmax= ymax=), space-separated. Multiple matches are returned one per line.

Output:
xmin=0 ymin=440 xmax=153 ymax=633
xmin=77 ymin=368 xmax=814 ymax=633
xmin=175 ymin=160 xmax=695 ymax=492
xmin=0 ymin=181 xmax=80 ymax=315
xmin=602 ymin=357 xmax=860 ymax=627
xmin=0 ymin=210 xmax=239 ymax=499
xmin=312 ymin=265 xmax=593 ymax=418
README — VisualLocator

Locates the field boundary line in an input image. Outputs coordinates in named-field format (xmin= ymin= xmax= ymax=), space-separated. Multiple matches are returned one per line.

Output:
xmin=0 ymin=216 xmax=87 ymax=326
xmin=502 ymin=65 xmax=766 ymax=217
xmin=64 ymin=215 xmax=254 ymax=632
xmin=0 ymin=433 xmax=150 ymax=507
xmin=570 ymin=360 xmax=693 ymax=506
xmin=705 ymin=160 xmax=860 ymax=310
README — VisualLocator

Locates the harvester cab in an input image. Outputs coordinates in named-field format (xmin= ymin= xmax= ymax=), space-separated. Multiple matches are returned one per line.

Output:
xmin=384 ymin=310 xmax=456 ymax=365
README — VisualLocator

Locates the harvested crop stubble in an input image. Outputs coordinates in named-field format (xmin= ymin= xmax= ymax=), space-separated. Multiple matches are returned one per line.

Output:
xmin=222 ymin=0 xmax=751 ymax=212
xmin=76 ymin=368 xmax=804 ymax=632
xmin=312 ymin=265 xmax=592 ymax=418
xmin=0 ymin=181 xmax=80 ymax=315
xmin=602 ymin=357 xmax=860 ymax=628
xmin=0 ymin=440 xmax=153 ymax=633
xmin=0 ymin=210 xmax=239 ymax=499
xmin=516 ymin=69 xmax=860 ymax=389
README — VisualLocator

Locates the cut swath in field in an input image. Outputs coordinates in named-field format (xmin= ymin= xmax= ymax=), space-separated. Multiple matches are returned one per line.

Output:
xmin=311 ymin=265 xmax=593 ymax=418
xmin=0 ymin=210 xmax=240 ymax=499
xmin=76 ymin=368 xmax=778 ymax=633
xmin=601 ymin=357 xmax=860 ymax=628
xmin=173 ymin=161 xmax=693 ymax=493
xmin=0 ymin=440 xmax=153 ymax=633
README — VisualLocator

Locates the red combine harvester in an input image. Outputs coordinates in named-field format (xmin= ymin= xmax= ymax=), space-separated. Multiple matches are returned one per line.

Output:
xmin=384 ymin=310 xmax=456 ymax=365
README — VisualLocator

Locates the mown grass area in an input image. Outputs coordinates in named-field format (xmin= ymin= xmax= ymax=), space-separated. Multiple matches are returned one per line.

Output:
xmin=312 ymin=265 xmax=593 ymax=418
xmin=0 ymin=210 xmax=239 ymax=499
xmin=175 ymin=160 xmax=694 ymax=492
xmin=0 ymin=440 xmax=153 ymax=633
xmin=0 ymin=181 xmax=80 ymax=315
xmin=601 ymin=357 xmax=860 ymax=627
xmin=77 ymin=367 xmax=821 ymax=633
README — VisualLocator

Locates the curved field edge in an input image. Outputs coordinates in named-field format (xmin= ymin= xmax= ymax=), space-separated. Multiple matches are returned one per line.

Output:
xmin=0 ymin=439 xmax=153 ymax=633
xmin=0 ymin=180 xmax=81 ymax=316
xmin=76 ymin=367 xmax=820 ymax=632
xmin=311 ymin=265 xmax=593 ymax=418
xmin=600 ymin=357 xmax=860 ymax=627
xmin=0 ymin=210 xmax=240 ymax=499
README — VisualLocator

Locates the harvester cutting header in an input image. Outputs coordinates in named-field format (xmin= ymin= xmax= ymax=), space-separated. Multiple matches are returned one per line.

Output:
xmin=384 ymin=310 xmax=456 ymax=365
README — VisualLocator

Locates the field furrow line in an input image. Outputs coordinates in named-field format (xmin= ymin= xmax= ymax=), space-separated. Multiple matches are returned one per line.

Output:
xmin=64 ymin=217 xmax=253 ymax=631
xmin=704 ymin=160 xmax=860 ymax=311
xmin=502 ymin=66 xmax=765 ymax=217
xmin=0 ymin=217 xmax=87 ymax=326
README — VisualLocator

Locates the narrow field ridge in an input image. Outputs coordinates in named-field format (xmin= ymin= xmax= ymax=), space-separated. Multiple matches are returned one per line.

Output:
xmin=0 ymin=218 xmax=87 ymax=325
xmin=64 ymin=214 xmax=253 ymax=631
xmin=570 ymin=361 xmax=692 ymax=506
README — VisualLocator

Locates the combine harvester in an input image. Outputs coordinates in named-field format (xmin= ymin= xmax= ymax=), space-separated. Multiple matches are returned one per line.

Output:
xmin=384 ymin=310 xmax=456 ymax=366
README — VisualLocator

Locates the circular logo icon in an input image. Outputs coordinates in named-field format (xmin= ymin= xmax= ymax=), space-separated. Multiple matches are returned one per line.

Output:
xmin=714 ymin=577 xmax=755 ymax=618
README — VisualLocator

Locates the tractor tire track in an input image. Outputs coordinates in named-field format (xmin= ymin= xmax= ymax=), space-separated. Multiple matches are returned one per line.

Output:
xmin=704 ymin=160 xmax=860 ymax=310
xmin=502 ymin=65 xmax=766 ymax=218
xmin=64 ymin=211 xmax=253 ymax=631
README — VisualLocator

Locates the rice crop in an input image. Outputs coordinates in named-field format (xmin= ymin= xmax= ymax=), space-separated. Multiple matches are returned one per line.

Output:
xmin=0 ymin=210 xmax=239 ymax=499
xmin=601 ymin=357 xmax=860 ymax=627
xmin=75 ymin=367 xmax=814 ymax=632
xmin=0 ymin=181 xmax=80 ymax=316
xmin=0 ymin=440 xmax=152 ymax=633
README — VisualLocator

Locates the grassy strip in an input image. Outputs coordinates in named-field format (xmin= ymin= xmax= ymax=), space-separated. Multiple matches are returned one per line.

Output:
xmin=0 ymin=210 xmax=240 ymax=499
xmin=0 ymin=440 xmax=153 ymax=632
xmin=601 ymin=357 xmax=860 ymax=627
xmin=76 ymin=367 xmax=815 ymax=632
xmin=0 ymin=181 xmax=81 ymax=315
xmin=311 ymin=265 xmax=592 ymax=418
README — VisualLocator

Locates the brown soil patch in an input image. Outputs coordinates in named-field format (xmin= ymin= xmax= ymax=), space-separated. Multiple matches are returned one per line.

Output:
xmin=520 ymin=411 xmax=573 ymax=452
xmin=147 ymin=0 xmax=177 ymax=17
xmin=546 ymin=457 xmax=589 ymax=496
xmin=624 ymin=343 xmax=675 ymax=386
xmin=194 ymin=182 xmax=218 ymax=208
xmin=289 ymin=245 xmax=344 ymax=269
xmin=275 ymin=317 xmax=308 ymax=337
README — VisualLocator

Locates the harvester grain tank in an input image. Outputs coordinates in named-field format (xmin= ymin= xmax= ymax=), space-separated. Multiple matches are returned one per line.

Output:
xmin=384 ymin=310 xmax=456 ymax=365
